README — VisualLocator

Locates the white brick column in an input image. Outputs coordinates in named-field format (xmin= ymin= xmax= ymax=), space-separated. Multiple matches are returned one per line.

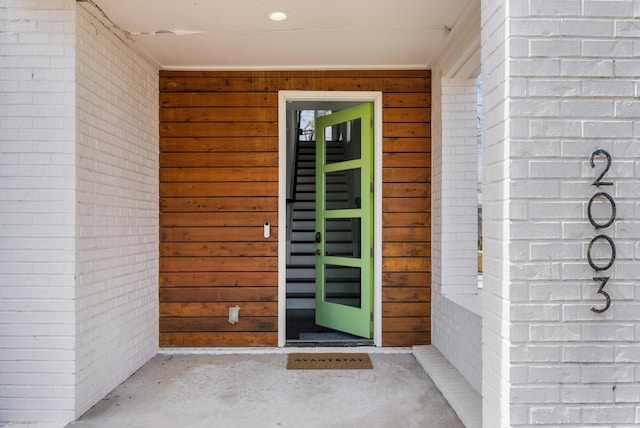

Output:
xmin=431 ymin=0 xmax=483 ymax=397
xmin=480 ymin=0 xmax=511 ymax=425
xmin=0 ymin=1 xmax=77 ymax=423
xmin=481 ymin=0 xmax=640 ymax=426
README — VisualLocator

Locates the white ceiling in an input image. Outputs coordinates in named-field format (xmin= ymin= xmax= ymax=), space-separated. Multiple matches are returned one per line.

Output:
xmin=88 ymin=0 xmax=473 ymax=70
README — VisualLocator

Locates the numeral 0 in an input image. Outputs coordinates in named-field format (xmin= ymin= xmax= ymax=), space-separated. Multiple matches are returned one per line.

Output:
xmin=587 ymin=234 xmax=616 ymax=272
xmin=587 ymin=192 xmax=616 ymax=229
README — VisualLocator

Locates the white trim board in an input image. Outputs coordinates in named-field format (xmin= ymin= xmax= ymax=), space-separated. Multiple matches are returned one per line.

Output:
xmin=159 ymin=347 xmax=412 ymax=355
xmin=277 ymin=90 xmax=384 ymax=347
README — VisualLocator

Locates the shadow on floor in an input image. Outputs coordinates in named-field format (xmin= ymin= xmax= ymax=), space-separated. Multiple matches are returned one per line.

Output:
xmin=68 ymin=352 xmax=464 ymax=428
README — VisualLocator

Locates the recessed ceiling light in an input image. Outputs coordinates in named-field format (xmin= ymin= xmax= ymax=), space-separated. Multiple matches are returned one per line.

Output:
xmin=268 ymin=10 xmax=289 ymax=22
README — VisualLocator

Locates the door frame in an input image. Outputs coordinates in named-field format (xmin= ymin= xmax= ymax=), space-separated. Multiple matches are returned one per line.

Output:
xmin=277 ymin=91 xmax=383 ymax=347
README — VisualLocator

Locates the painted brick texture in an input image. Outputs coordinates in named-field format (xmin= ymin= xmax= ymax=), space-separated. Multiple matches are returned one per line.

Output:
xmin=431 ymin=0 xmax=483 ymax=396
xmin=0 ymin=1 xmax=159 ymax=424
xmin=75 ymin=2 xmax=159 ymax=418
xmin=440 ymin=80 xmax=480 ymax=293
xmin=432 ymin=77 xmax=483 ymax=394
xmin=482 ymin=0 xmax=640 ymax=426
xmin=0 ymin=1 xmax=77 ymax=423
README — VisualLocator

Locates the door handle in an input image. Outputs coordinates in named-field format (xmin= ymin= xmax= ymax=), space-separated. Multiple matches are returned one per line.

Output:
xmin=315 ymin=231 xmax=321 ymax=244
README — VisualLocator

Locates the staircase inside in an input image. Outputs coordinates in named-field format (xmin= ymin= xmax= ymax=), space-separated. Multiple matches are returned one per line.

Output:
xmin=285 ymin=128 xmax=368 ymax=346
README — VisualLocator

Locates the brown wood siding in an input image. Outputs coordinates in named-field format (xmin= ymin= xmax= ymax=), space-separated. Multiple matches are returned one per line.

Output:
xmin=159 ymin=70 xmax=431 ymax=347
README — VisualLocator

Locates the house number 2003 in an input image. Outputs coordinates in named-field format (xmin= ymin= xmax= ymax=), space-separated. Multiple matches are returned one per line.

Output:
xmin=587 ymin=149 xmax=616 ymax=313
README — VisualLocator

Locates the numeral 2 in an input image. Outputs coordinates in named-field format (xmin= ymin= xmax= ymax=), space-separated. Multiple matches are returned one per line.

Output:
xmin=590 ymin=149 xmax=613 ymax=186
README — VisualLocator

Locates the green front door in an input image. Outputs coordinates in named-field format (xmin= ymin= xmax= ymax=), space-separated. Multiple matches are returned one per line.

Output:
xmin=315 ymin=103 xmax=374 ymax=339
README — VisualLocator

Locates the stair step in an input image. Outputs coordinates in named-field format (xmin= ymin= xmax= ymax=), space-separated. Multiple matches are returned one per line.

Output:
xmin=320 ymin=243 xmax=354 ymax=252
xmin=296 ymin=184 xmax=316 ymax=192
xmin=289 ymin=244 xmax=356 ymax=252
xmin=290 ymin=198 xmax=349 ymax=207
xmin=286 ymin=283 xmax=315 ymax=294
xmin=291 ymin=220 xmax=314 ymax=230
xmin=296 ymin=183 xmax=347 ymax=193
xmin=295 ymin=193 xmax=315 ymax=201
xmin=326 ymin=183 xmax=348 ymax=191
xmin=285 ymin=276 xmax=316 ymax=283
xmin=325 ymin=190 xmax=348 ymax=196
xmin=286 ymin=277 xmax=360 ymax=287
xmin=289 ymin=221 xmax=312 ymax=230
xmin=286 ymin=299 xmax=315 ymax=310
xmin=292 ymin=210 xmax=315 ymax=220
xmin=296 ymin=176 xmax=316 ymax=184
xmin=298 ymin=149 xmax=344 ymax=155
xmin=290 ymin=226 xmax=353 ymax=237
xmin=285 ymin=293 xmax=315 ymax=301
xmin=290 ymin=242 xmax=315 ymax=253
xmin=290 ymin=254 xmax=315 ymax=265
xmin=286 ymin=268 xmax=316 ymax=280
xmin=291 ymin=231 xmax=315 ymax=241
xmin=327 ymin=201 xmax=349 ymax=209
xmin=296 ymin=176 xmax=345 ymax=185
xmin=326 ymin=219 xmax=351 ymax=227
xmin=292 ymin=201 xmax=315 ymax=210
xmin=290 ymin=231 xmax=354 ymax=241
xmin=291 ymin=253 xmax=372 ymax=264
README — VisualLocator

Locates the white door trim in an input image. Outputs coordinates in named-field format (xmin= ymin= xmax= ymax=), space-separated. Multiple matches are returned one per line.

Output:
xmin=277 ymin=90 xmax=383 ymax=347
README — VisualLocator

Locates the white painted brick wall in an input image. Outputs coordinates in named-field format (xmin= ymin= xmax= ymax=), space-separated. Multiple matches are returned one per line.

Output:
xmin=432 ymin=292 xmax=483 ymax=393
xmin=1 ymin=1 xmax=158 ymax=424
xmin=430 ymin=0 xmax=483 ymax=396
xmin=0 ymin=0 xmax=77 ymax=423
xmin=437 ymin=79 xmax=480 ymax=291
xmin=75 ymin=2 xmax=158 ymax=418
xmin=432 ymin=77 xmax=483 ymax=393
xmin=482 ymin=0 xmax=640 ymax=425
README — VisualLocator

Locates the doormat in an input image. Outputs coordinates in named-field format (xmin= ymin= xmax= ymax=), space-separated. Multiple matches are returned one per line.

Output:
xmin=287 ymin=353 xmax=373 ymax=370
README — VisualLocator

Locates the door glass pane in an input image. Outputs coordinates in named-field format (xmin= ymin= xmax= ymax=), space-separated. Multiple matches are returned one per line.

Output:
xmin=324 ymin=118 xmax=361 ymax=164
xmin=325 ymin=168 xmax=361 ymax=210
xmin=324 ymin=264 xmax=361 ymax=308
xmin=325 ymin=218 xmax=361 ymax=258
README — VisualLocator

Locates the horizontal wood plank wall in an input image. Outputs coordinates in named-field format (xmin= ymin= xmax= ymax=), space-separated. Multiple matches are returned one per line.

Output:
xmin=159 ymin=70 xmax=431 ymax=347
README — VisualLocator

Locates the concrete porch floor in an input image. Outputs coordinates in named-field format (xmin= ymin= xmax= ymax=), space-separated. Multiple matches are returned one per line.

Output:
xmin=66 ymin=349 xmax=465 ymax=428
